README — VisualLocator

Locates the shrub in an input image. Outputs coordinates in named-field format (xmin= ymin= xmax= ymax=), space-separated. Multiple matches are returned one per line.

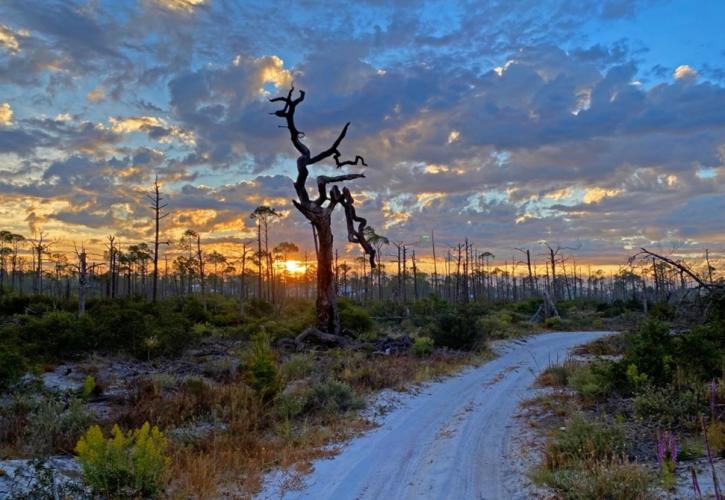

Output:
xmin=624 ymin=320 xmax=675 ymax=386
xmin=240 ymin=332 xmax=281 ymax=400
xmin=412 ymin=336 xmax=434 ymax=357
xmin=338 ymin=298 xmax=374 ymax=333
xmin=310 ymin=380 xmax=364 ymax=414
xmin=26 ymin=397 xmax=95 ymax=455
xmin=274 ymin=392 xmax=309 ymax=420
xmin=477 ymin=312 xmax=514 ymax=339
xmin=81 ymin=375 xmax=98 ymax=399
xmin=569 ymin=361 xmax=617 ymax=402
xmin=75 ymin=423 xmax=169 ymax=499
xmin=633 ymin=384 xmax=704 ymax=430
xmin=426 ymin=311 xmax=482 ymax=350
xmin=0 ymin=346 xmax=25 ymax=389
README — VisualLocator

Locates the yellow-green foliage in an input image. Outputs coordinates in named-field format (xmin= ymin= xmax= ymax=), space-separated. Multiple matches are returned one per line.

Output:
xmin=707 ymin=421 xmax=725 ymax=456
xmin=412 ymin=336 xmax=434 ymax=357
xmin=240 ymin=332 xmax=281 ymax=400
xmin=477 ymin=312 xmax=514 ymax=339
xmin=81 ymin=375 xmax=96 ymax=399
xmin=75 ymin=422 xmax=169 ymax=498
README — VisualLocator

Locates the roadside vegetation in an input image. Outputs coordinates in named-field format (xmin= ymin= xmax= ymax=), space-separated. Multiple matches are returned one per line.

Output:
xmin=0 ymin=291 xmax=637 ymax=498
xmin=528 ymin=291 xmax=725 ymax=499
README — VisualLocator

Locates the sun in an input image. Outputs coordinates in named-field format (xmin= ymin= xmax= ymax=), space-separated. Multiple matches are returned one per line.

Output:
xmin=281 ymin=260 xmax=307 ymax=275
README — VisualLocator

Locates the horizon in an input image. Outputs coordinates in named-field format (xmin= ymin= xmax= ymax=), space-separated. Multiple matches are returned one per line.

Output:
xmin=1 ymin=0 xmax=724 ymax=272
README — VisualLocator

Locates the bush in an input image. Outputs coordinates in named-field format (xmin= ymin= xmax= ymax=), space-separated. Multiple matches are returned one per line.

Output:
xmin=240 ymin=332 xmax=281 ymax=400
xmin=338 ymin=298 xmax=374 ymax=333
xmin=412 ymin=336 xmax=434 ymax=357
xmin=75 ymin=423 xmax=169 ymax=499
xmin=624 ymin=320 xmax=675 ymax=386
xmin=569 ymin=361 xmax=618 ymax=403
xmin=25 ymin=397 xmax=95 ymax=455
xmin=426 ymin=311 xmax=482 ymax=350
xmin=633 ymin=384 xmax=704 ymax=429
xmin=310 ymin=380 xmax=364 ymax=414
xmin=0 ymin=346 xmax=25 ymax=389
xmin=477 ymin=312 xmax=514 ymax=339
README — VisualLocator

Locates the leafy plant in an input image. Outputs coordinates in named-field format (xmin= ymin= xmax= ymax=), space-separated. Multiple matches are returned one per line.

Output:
xmin=75 ymin=423 xmax=169 ymax=499
xmin=240 ymin=332 xmax=281 ymax=400
xmin=412 ymin=336 xmax=434 ymax=357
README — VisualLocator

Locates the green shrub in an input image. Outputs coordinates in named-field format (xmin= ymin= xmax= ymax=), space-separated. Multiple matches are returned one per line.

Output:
xmin=338 ymin=298 xmax=374 ymax=333
xmin=310 ymin=380 xmax=364 ymax=414
xmin=633 ymin=384 xmax=704 ymax=429
xmin=0 ymin=346 xmax=25 ymax=389
xmin=569 ymin=361 xmax=617 ymax=402
xmin=75 ymin=422 xmax=169 ymax=499
xmin=412 ymin=336 xmax=434 ymax=357
xmin=81 ymin=375 xmax=97 ymax=399
xmin=477 ymin=312 xmax=514 ymax=339
xmin=426 ymin=311 xmax=482 ymax=350
xmin=624 ymin=320 xmax=675 ymax=386
xmin=240 ymin=332 xmax=281 ymax=400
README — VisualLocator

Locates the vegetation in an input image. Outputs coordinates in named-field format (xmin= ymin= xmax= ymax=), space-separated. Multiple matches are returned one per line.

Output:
xmin=531 ymin=280 xmax=725 ymax=497
xmin=75 ymin=423 xmax=169 ymax=499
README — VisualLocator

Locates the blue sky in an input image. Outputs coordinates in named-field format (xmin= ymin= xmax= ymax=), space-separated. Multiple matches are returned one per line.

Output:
xmin=0 ymin=0 xmax=724 ymax=265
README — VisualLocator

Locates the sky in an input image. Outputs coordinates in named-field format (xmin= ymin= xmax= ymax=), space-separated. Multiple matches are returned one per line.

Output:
xmin=1 ymin=0 xmax=724 ymax=268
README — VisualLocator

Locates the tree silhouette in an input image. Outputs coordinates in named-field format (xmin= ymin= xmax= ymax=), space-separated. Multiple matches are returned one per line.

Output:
xmin=271 ymin=86 xmax=375 ymax=336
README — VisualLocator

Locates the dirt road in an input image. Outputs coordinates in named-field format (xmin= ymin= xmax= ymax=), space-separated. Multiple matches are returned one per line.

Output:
xmin=260 ymin=331 xmax=613 ymax=500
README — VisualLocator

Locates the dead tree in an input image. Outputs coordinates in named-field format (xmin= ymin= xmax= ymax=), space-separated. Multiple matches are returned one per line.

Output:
xmin=271 ymin=86 xmax=375 ymax=337
xmin=146 ymin=176 xmax=169 ymax=303
xmin=29 ymin=232 xmax=51 ymax=295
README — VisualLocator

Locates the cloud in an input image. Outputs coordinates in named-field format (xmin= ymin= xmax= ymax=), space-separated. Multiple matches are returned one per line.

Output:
xmin=673 ymin=64 xmax=698 ymax=82
xmin=0 ymin=102 xmax=13 ymax=125
xmin=86 ymin=87 xmax=105 ymax=102
xmin=109 ymin=116 xmax=196 ymax=145
xmin=152 ymin=0 xmax=207 ymax=13
xmin=0 ymin=24 xmax=22 ymax=53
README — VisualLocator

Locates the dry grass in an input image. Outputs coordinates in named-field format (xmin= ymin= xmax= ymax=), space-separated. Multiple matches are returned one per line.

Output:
xmin=115 ymin=347 xmax=482 ymax=498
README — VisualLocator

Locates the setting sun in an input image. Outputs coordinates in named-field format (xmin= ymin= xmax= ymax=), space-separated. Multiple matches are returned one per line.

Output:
xmin=281 ymin=260 xmax=307 ymax=275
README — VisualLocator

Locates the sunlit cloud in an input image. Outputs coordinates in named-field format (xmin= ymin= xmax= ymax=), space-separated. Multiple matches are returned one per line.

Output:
xmin=0 ymin=103 xmax=13 ymax=126
xmin=673 ymin=64 xmax=697 ymax=81
xmin=0 ymin=24 xmax=22 ymax=53
xmin=108 ymin=116 xmax=196 ymax=145
xmin=152 ymin=0 xmax=207 ymax=13
xmin=582 ymin=187 xmax=621 ymax=204
xmin=87 ymin=87 xmax=105 ymax=103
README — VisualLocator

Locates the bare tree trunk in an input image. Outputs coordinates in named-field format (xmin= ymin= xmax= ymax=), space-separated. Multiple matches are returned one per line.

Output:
xmin=314 ymin=217 xmax=339 ymax=333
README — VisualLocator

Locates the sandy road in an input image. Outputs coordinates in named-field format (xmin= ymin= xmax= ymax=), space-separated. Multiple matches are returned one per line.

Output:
xmin=260 ymin=331 xmax=613 ymax=500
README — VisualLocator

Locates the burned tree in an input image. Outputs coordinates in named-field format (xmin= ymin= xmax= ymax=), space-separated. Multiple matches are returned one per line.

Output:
xmin=146 ymin=176 xmax=169 ymax=303
xmin=271 ymin=87 xmax=375 ymax=337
